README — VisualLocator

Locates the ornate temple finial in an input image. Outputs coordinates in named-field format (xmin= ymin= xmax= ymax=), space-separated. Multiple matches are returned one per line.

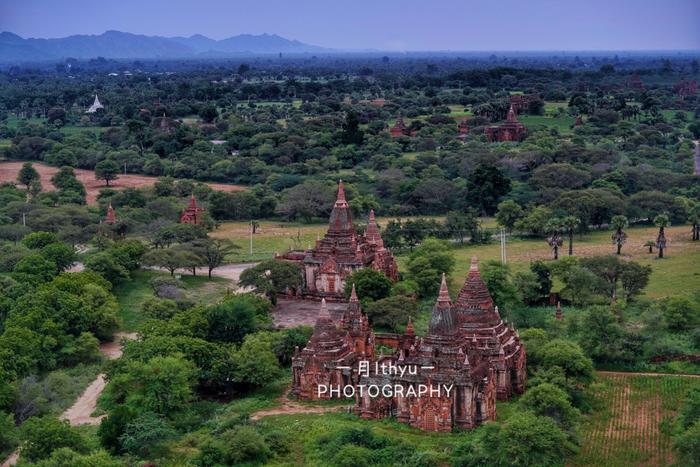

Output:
xmin=555 ymin=301 xmax=563 ymax=320
xmin=438 ymin=272 xmax=450 ymax=303
xmin=464 ymin=352 xmax=470 ymax=366
xmin=369 ymin=209 xmax=376 ymax=223
xmin=470 ymin=256 xmax=479 ymax=272
xmin=406 ymin=316 xmax=415 ymax=335
xmin=336 ymin=180 xmax=346 ymax=203
xmin=507 ymin=104 xmax=517 ymax=122
xmin=494 ymin=305 xmax=500 ymax=317
xmin=349 ymin=283 xmax=359 ymax=303
xmin=319 ymin=298 xmax=330 ymax=319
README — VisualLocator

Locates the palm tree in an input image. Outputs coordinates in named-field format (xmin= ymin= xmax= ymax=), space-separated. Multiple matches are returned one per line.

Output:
xmin=545 ymin=218 xmax=563 ymax=260
xmin=654 ymin=214 xmax=670 ymax=259
xmin=688 ymin=204 xmax=700 ymax=241
xmin=561 ymin=216 xmax=580 ymax=256
xmin=610 ymin=215 xmax=629 ymax=255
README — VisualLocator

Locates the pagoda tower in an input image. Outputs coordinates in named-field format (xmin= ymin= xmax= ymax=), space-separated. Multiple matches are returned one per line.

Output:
xmin=180 ymin=194 xmax=205 ymax=225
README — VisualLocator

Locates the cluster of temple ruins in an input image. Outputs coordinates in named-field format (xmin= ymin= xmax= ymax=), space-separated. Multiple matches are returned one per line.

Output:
xmin=292 ymin=260 xmax=527 ymax=432
xmin=389 ymin=100 xmax=528 ymax=143
xmin=283 ymin=183 xmax=525 ymax=431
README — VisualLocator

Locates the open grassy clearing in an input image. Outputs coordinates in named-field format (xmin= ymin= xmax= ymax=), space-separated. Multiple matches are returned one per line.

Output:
xmin=444 ymin=225 xmax=699 ymax=299
xmin=111 ymin=270 xmax=230 ymax=331
xmin=519 ymin=114 xmax=576 ymax=133
xmin=573 ymin=372 xmax=700 ymax=466
xmin=214 ymin=219 xmax=699 ymax=299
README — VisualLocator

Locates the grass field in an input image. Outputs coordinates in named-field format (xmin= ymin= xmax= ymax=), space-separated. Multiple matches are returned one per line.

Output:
xmin=519 ymin=114 xmax=576 ymax=133
xmin=574 ymin=372 xmax=700 ymax=466
xmin=112 ymin=270 xmax=230 ymax=331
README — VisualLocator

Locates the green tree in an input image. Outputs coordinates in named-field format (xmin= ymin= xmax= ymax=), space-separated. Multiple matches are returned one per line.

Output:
xmin=113 ymin=355 xmax=197 ymax=415
xmin=540 ymin=339 xmax=593 ymax=385
xmin=119 ymin=412 xmax=178 ymax=457
xmin=610 ymin=215 xmax=629 ymax=255
xmin=654 ymin=214 xmax=670 ymax=258
xmin=40 ymin=242 xmax=76 ymax=273
xmin=480 ymin=260 xmax=519 ymax=311
xmin=0 ymin=411 xmax=17 ymax=454
xmin=238 ymin=260 xmax=302 ymax=304
xmin=20 ymin=416 xmax=87 ymax=462
xmin=205 ymin=295 xmax=263 ymax=344
xmin=22 ymin=232 xmax=58 ymax=250
xmin=466 ymin=164 xmax=511 ymax=215
xmin=444 ymin=210 xmax=479 ymax=244
xmin=405 ymin=238 xmax=455 ymax=298
xmin=496 ymin=200 xmax=524 ymax=232
xmin=84 ymin=252 xmax=129 ymax=284
xmin=17 ymin=162 xmax=40 ymax=191
xmin=519 ymin=383 xmax=581 ymax=434
xmin=344 ymin=268 xmax=393 ymax=302
xmin=233 ymin=332 xmax=282 ymax=388
xmin=490 ymin=411 xmax=576 ymax=467
xmin=94 ymin=159 xmax=120 ymax=187
xmin=98 ymin=405 xmax=137 ymax=454
xmin=364 ymin=296 xmax=416 ymax=332
xmin=673 ymin=420 xmax=700 ymax=466
xmin=190 ymin=238 xmax=238 ymax=279
xmin=560 ymin=216 xmax=580 ymax=256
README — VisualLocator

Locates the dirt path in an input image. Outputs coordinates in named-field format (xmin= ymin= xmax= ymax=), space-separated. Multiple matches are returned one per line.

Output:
xmin=249 ymin=387 xmax=350 ymax=421
xmin=59 ymin=332 xmax=136 ymax=426
xmin=1 ymin=332 xmax=137 ymax=467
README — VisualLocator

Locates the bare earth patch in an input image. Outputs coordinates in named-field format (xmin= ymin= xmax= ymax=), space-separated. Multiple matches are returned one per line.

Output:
xmin=249 ymin=387 xmax=349 ymax=421
xmin=273 ymin=298 xmax=348 ymax=328
xmin=0 ymin=161 xmax=246 ymax=205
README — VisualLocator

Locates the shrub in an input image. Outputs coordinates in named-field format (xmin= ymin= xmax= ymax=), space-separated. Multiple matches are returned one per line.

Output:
xmin=20 ymin=416 xmax=87 ymax=462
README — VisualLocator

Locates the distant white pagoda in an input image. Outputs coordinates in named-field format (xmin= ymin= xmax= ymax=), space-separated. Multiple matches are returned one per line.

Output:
xmin=85 ymin=94 xmax=104 ymax=113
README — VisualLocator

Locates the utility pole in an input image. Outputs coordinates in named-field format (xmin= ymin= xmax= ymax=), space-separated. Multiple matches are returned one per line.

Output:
xmin=500 ymin=228 xmax=507 ymax=264
xmin=249 ymin=220 xmax=253 ymax=256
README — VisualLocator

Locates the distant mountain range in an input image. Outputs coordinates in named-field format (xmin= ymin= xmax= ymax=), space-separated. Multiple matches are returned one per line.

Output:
xmin=0 ymin=31 xmax=329 ymax=62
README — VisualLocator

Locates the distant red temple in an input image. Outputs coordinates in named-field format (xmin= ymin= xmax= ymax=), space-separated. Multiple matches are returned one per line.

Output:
xmin=104 ymin=203 xmax=117 ymax=225
xmin=389 ymin=116 xmax=417 ymax=137
xmin=486 ymin=105 xmax=527 ymax=142
xmin=180 ymin=195 xmax=205 ymax=225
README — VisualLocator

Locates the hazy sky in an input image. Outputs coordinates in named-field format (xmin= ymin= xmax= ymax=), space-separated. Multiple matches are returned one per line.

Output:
xmin=1 ymin=0 xmax=699 ymax=51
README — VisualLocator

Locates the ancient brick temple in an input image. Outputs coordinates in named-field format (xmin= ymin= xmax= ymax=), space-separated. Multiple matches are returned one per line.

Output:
xmin=291 ymin=258 xmax=526 ymax=432
xmin=278 ymin=181 xmax=398 ymax=301
xmin=389 ymin=116 xmax=417 ymax=137
xmin=486 ymin=105 xmax=527 ymax=142
xmin=292 ymin=286 xmax=375 ymax=399
xmin=180 ymin=195 xmax=205 ymax=225
xmin=104 ymin=203 xmax=117 ymax=225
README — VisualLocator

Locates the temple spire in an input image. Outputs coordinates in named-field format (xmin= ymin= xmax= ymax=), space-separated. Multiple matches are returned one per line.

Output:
xmin=319 ymin=298 xmax=330 ymax=319
xmin=406 ymin=316 xmax=415 ymax=335
xmin=507 ymin=104 xmax=517 ymax=122
xmin=437 ymin=273 xmax=451 ymax=306
xmin=335 ymin=180 xmax=348 ymax=207
xmin=349 ymin=283 xmax=359 ymax=303
xmin=555 ymin=301 xmax=563 ymax=320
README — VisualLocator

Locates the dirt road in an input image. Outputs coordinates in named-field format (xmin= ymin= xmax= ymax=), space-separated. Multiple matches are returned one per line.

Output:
xmin=2 ymin=332 xmax=136 ymax=467
xmin=59 ymin=332 xmax=136 ymax=426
